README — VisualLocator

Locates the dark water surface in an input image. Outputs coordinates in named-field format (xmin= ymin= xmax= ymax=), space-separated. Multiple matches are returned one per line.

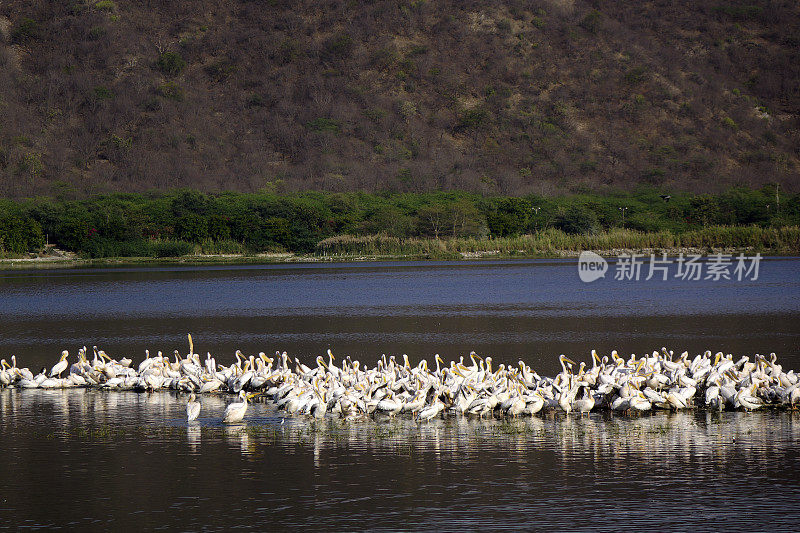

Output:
xmin=1 ymin=258 xmax=799 ymax=530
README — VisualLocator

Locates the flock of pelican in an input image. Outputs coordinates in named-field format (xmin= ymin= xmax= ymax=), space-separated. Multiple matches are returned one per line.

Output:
xmin=1 ymin=335 xmax=798 ymax=423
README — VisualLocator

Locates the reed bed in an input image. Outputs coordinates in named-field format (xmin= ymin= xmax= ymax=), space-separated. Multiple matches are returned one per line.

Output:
xmin=195 ymin=239 xmax=252 ymax=255
xmin=316 ymin=226 xmax=800 ymax=258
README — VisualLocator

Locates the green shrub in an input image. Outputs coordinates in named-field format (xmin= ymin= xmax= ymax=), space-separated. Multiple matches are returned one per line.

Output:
xmin=624 ymin=66 xmax=648 ymax=85
xmin=207 ymin=215 xmax=231 ymax=241
xmin=552 ymin=205 xmax=599 ymax=234
xmin=627 ymin=211 xmax=664 ymax=232
xmin=94 ymin=86 xmax=113 ymax=99
xmin=17 ymin=152 xmax=44 ymax=178
xmin=306 ymin=117 xmax=341 ymax=134
xmin=205 ymin=58 xmax=236 ymax=81
xmin=109 ymin=134 xmax=131 ymax=149
xmin=537 ymin=121 xmax=559 ymax=135
xmin=69 ymin=3 xmax=88 ymax=15
xmin=322 ymin=33 xmax=353 ymax=61
xmin=158 ymin=81 xmax=184 ymax=101
xmin=363 ymin=108 xmax=387 ymax=122
xmin=174 ymin=214 xmax=209 ymax=241
xmin=485 ymin=197 xmax=531 ymax=236
xmin=55 ymin=209 xmax=92 ymax=251
xmin=156 ymin=52 xmax=186 ymax=75
xmin=457 ymin=108 xmax=487 ymax=130
xmin=642 ymin=167 xmax=666 ymax=184
xmin=496 ymin=19 xmax=512 ymax=34
xmin=689 ymin=195 xmax=721 ymax=227
xmin=277 ymin=39 xmax=301 ymax=65
xmin=397 ymin=168 xmax=412 ymax=184
xmin=579 ymin=10 xmax=602 ymax=33
xmin=0 ymin=212 xmax=44 ymax=253
xmin=247 ymin=93 xmax=266 ymax=107
xmin=88 ymin=26 xmax=107 ymax=40
xmin=369 ymin=47 xmax=399 ymax=70
xmin=10 ymin=18 xmax=39 ymax=44
xmin=95 ymin=0 xmax=116 ymax=12
xmin=116 ymin=240 xmax=152 ymax=257
xmin=713 ymin=4 xmax=763 ymax=21
xmin=81 ymin=237 xmax=121 ymax=258
xmin=149 ymin=240 xmax=194 ymax=258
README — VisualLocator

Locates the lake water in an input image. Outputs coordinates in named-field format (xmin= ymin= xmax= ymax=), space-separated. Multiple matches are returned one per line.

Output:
xmin=1 ymin=258 xmax=799 ymax=530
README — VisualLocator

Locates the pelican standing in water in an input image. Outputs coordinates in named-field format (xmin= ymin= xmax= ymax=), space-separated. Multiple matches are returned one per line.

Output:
xmin=186 ymin=393 xmax=201 ymax=422
xmin=50 ymin=351 xmax=69 ymax=378
xmin=223 ymin=390 xmax=251 ymax=423
xmin=573 ymin=386 xmax=595 ymax=415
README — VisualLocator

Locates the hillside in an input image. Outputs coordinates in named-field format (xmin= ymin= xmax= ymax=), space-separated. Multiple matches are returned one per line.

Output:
xmin=0 ymin=0 xmax=798 ymax=197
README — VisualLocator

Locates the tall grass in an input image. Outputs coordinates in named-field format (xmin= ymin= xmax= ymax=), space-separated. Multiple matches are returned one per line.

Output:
xmin=77 ymin=238 xmax=249 ymax=258
xmin=195 ymin=239 xmax=251 ymax=255
xmin=315 ymin=226 xmax=800 ymax=257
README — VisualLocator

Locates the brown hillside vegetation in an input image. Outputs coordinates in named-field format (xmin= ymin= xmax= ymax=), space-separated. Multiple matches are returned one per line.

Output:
xmin=0 ymin=0 xmax=798 ymax=197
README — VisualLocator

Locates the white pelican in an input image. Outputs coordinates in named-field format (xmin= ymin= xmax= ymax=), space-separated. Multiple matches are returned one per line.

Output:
xmin=525 ymin=392 xmax=545 ymax=415
xmin=666 ymin=391 xmax=688 ymax=410
xmin=735 ymin=384 xmax=763 ymax=411
xmin=416 ymin=398 xmax=445 ymax=421
xmin=558 ymin=380 xmax=577 ymax=414
xmin=223 ymin=391 xmax=252 ymax=423
xmin=629 ymin=393 xmax=652 ymax=411
xmin=50 ymin=351 xmax=69 ymax=378
xmin=0 ymin=360 xmax=11 ymax=387
xmin=505 ymin=394 xmax=526 ymax=418
xmin=573 ymin=387 xmax=595 ymax=415
xmin=187 ymin=393 xmax=201 ymax=421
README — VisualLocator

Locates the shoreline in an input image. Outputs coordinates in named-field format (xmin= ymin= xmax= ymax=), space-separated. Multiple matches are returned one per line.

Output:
xmin=1 ymin=246 xmax=795 ymax=270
